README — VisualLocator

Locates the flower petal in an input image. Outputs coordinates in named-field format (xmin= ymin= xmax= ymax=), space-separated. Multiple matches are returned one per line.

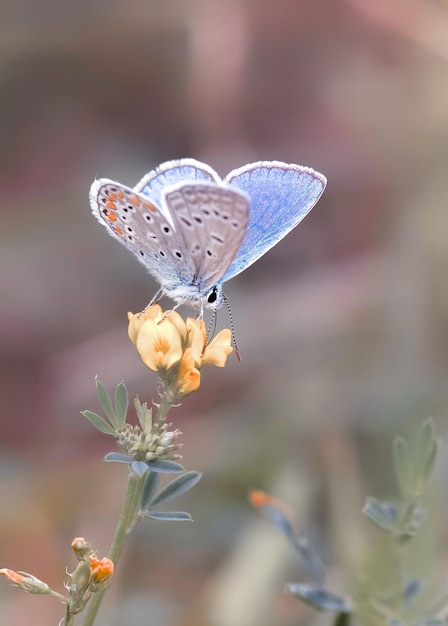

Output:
xmin=202 ymin=329 xmax=233 ymax=366
xmin=135 ymin=318 xmax=183 ymax=371
xmin=177 ymin=349 xmax=201 ymax=396
xmin=128 ymin=305 xmax=163 ymax=344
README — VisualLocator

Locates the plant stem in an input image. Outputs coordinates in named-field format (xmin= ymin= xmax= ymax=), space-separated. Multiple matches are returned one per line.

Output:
xmin=82 ymin=469 xmax=146 ymax=626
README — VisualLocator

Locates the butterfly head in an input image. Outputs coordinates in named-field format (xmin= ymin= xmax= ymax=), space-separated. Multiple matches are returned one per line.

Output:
xmin=165 ymin=283 xmax=224 ymax=312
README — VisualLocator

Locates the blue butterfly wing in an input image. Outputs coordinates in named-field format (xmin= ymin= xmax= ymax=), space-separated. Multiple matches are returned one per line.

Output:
xmin=134 ymin=158 xmax=221 ymax=207
xmin=222 ymin=161 xmax=326 ymax=282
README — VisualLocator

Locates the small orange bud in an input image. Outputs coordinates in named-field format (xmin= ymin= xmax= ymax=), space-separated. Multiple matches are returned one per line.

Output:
xmin=89 ymin=557 xmax=114 ymax=592
xmin=71 ymin=537 xmax=93 ymax=561
xmin=0 ymin=568 xmax=51 ymax=595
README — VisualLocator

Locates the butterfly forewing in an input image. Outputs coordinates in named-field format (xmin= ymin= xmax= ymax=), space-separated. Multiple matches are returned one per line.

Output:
xmin=135 ymin=158 xmax=221 ymax=207
xmin=162 ymin=182 xmax=250 ymax=290
xmin=223 ymin=162 xmax=326 ymax=282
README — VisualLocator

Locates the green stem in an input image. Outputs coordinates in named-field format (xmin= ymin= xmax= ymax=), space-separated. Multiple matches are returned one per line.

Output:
xmin=156 ymin=392 xmax=175 ymax=423
xmin=81 ymin=470 xmax=146 ymax=626
xmin=63 ymin=606 xmax=75 ymax=626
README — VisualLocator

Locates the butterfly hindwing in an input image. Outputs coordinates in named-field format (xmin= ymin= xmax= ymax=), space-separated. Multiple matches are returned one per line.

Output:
xmin=222 ymin=161 xmax=326 ymax=282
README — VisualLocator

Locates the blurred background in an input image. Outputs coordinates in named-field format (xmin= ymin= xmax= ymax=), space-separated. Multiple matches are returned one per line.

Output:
xmin=2 ymin=0 xmax=448 ymax=624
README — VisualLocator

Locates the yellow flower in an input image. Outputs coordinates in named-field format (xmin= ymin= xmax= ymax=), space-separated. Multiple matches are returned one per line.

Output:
xmin=128 ymin=306 xmax=233 ymax=399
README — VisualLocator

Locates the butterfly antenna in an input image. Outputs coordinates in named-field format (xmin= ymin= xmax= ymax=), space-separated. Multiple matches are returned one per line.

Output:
xmin=222 ymin=293 xmax=242 ymax=362
xmin=207 ymin=310 xmax=218 ymax=339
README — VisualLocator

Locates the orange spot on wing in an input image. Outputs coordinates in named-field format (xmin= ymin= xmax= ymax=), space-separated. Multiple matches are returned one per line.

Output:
xmin=113 ymin=226 xmax=123 ymax=236
xmin=130 ymin=196 xmax=141 ymax=206
xmin=106 ymin=211 xmax=117 ymax=222
xmin=116 ymin=192 xmax=124 ymax=198
xmin=106 ymin=201 xmax=116 ymax=210
xmin=144 ymin=202 xmax=156 ymax=211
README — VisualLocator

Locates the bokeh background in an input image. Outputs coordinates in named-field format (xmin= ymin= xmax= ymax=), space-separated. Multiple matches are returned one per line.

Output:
xmin=2 ymin=0 xmax=448 ymax=624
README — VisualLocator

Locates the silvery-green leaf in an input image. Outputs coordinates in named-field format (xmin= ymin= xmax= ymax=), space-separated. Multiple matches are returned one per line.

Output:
xmin=294 ymin=534 xmax=326 ymax=586
xmin=362 ymin=497 xmax=398 ymax=532
xmin=146 ymin=460 xmax=185 ymax=474
xmin=393 ymin=435 xmax=411 ymax=496
xmin=81 ymin=411 xmax=116 ymax=436
xmin=285 ymin=584 xmax=351 ymax=613
xmin=131 ymin=461 xmax=149 ymax=476
xmin=149 ymin=472 xmax=201 ymax=509
xmin=104 ymin=452 xmax=133 ymax=464
xmin=140 ymin=471 xmax=161 ymax=509
xmin=114 ymin=382 xmax=128 ymax=428
xmin=259 ymin=502 xmax=295 ymax=542
xmin=96 ymin=379 xmax=116 ymax=425
xmin=143 ymin=511 xmax=192 ymax=521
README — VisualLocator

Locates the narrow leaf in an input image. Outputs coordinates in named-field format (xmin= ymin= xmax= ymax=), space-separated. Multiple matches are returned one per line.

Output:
xmin=143 ymin=511 xmax=192 ymax=521
xmin=149 ymin=472 xmax=202 ymax=509
xmin=421 ymin=438 xmax=440 ymax=486
xmin=81 ymin=411 xmax=116 ymax=435
xmin=104 ymin=452 xmax=133 ymax=464
xmin=146 ymin=459 xmax=185 ymax=474
xmin=140 ymin=471 xmax=161 ymax=509
xmin=134 ymin=397 xmax=152 ymax=431
xmin=261 ymin=503 xmax=295 ymax=541
xmin=285 ymin=584 xmax=352 ymax=613
xmin=412 ymin=418 xmax=436 ymax=492
xmin=114 ymin=382 xmax=128 ymax=428
xmin=96 ymin=379 xmax=116 ymax=425
xmin=393 ymin=436 xmax=411 ymax=496
xmin=362 ymin=497 xmax=398 ymax=533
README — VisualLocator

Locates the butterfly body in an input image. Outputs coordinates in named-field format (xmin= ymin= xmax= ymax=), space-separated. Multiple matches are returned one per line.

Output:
xmin=89 ymin=159 xmax=326 ymax=310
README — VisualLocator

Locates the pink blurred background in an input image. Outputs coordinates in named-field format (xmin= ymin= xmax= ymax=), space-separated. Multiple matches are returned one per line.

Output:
xmin=2 ymin=0 xmax=448 ymax=624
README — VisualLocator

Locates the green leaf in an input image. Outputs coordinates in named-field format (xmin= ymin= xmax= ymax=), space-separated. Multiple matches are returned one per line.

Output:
xmin=143 ymin=511 xmax=192 ymax=521
xmin=146 ymin=460 xmax=185 ymax=474
xmin=285 ymin=584 xmax=352 ymax=613
xmin=114 ymin=382 xmax=128 ymax=428
xmin=362 ymin=497 xmax=398 ymax=533
xmin=81 ymin=410 xmax=116 ymax=435
xmin=149 ymin=472 xmax=201 ymax=509
xmin=412 ymin=418 xmax=437 ymax=493
xmin=393 ymin=435 xmax=411 ymax=496
xmin=95 ymin=379 xmax=116 ymax=425
xmin=421 ymin=437 xmax=440 ymax=486
xmin=140 ymin=471 xmax=161 ymax=509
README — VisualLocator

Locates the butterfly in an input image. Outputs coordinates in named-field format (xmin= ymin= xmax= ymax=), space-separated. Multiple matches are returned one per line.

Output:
xmin=89 ymin=158 xmax=326 ymax=311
